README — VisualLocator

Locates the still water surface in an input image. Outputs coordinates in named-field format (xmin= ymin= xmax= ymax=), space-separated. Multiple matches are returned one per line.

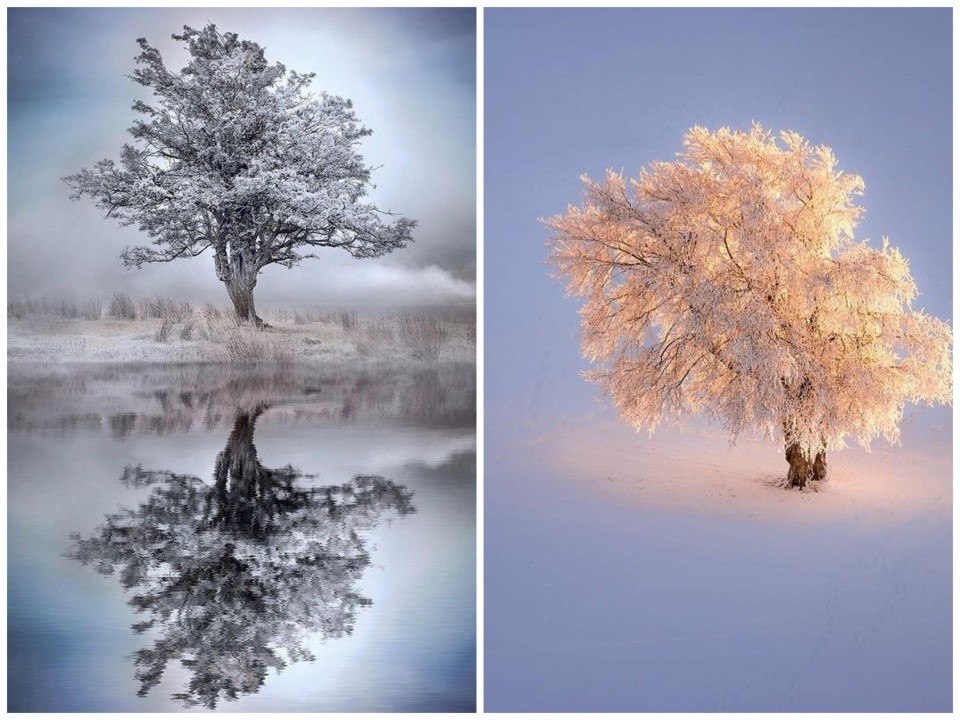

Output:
xmin=8 ymin=363 xmax=476 ymax=712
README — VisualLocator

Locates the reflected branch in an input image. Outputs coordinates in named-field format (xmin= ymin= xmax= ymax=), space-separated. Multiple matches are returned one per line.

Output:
xmin=67 ymin=406 xmax=415 ymax=709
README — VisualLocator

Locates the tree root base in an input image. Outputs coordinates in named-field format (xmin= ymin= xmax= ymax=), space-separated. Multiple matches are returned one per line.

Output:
xmin=785 ymin=443 xmax=827 ymax=490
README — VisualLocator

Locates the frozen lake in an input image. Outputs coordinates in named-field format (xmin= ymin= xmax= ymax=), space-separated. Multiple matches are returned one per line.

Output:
xmin=8 ymin=363 xmax=476 ymax=712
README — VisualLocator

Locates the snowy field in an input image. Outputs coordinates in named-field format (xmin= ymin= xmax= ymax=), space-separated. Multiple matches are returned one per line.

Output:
xmin=7 ymin=310 xmax=475 ymax=366
xmin=528 ymin=415 xmax=951 ymax=525
xmin=485 ymin=403 xmax=951 ymax=711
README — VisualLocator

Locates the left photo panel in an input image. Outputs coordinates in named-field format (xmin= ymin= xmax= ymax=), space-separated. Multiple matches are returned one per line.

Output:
xmin=7 ymin=7 xmax=476 ymax=712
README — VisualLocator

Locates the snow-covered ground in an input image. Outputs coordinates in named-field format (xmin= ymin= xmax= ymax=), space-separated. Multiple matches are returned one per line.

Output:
xmin=6 ymin=314 xmax=475 ymax=365
xmin=485 ymin=406 xmax=952 ymax=711
xmin=527 ymin=415 xmax=951 ymax=526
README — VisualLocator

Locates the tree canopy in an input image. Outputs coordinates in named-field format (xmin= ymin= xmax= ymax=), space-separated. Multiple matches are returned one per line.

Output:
xmin=547 ymin=124 xmax=951 ymax=485
xmin=64 ymin=24 xmax=414 ymax=324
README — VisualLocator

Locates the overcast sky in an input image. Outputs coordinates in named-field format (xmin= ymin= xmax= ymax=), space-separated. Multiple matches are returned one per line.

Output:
xmin=8 ymin=7 xmax=475 ymax=308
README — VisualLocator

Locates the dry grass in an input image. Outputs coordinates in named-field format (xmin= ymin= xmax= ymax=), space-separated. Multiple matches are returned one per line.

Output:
xmin=153 ymin=318 xmax=174 ymax=343
xmin=138 ymin=295 xmax=193 ymax=322
xmin=9 ymin=293 xmax=475 ymax=365
xmin=276 ymin=307 xmax=358 ymax=329
xmin=202 ymin=302 xmax=225 ymax=322
xmin=398 ymin=315 xmax=449 ymax=363
xmin=169 ymin=311 xmax=297 ymax=363
xmin=338 ymin=310 xmax=357 ymax=331
xmin=105 ymin=292 xmax=193 ymax=322
xmin=108 ymin=291 xmax=137 ymax=320
xmin=294 ymin=308 xmax=316 ymax=325
xmin=351 ymin=317 xmax=397 ymax=359
xmin=217 ymin=327 xmax=296 ymax=364
xmin=9 ymin=296 xmax=102 ymax=321
xmin=263 ymin=306 xmax=350 ymax=326
xmin=269 ymin=307 xmax=470 ymax=363
xmin=266 ymin=307 xmax=293 ymax=324
xmin=179 ymin=319 xmax=196 ymax=341
xmin=264 ymin=307 xmax=319 ymax=325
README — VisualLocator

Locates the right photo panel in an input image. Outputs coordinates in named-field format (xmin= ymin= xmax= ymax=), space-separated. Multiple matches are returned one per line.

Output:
xmin=484 ymin=7 xmax=952 ymax=713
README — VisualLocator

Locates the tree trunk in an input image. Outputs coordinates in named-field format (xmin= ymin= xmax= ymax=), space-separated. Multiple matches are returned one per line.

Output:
xmin=785 ymin=441 xmax=810 ymax=489
xmin=812 ymin=447 xmax=827 ymax=483
xmin=210 ymin=405 xmax=267 ymax=533
xmin=785 ymin=442 xmax=827 ymax=488
xmin=224 ymin=275 xmax=265 ymax=328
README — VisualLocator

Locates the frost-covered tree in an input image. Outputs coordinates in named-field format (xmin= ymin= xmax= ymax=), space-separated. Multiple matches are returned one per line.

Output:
xmin=68 ymin=405 xmax=415 ymax=708
xmin=64 ymin=24 xmax=414 ymax=326
xmin=547 ymin=124 xmax=951 ymax=488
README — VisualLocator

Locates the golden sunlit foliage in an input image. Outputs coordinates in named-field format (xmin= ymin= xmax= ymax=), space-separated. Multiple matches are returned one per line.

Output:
xmin=547 ymin=124 xmax=951 ymax=482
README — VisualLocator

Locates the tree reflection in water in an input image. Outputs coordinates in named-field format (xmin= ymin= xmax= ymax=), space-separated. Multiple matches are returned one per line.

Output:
xmin=67 ymin=404 xmax=415 ymax=709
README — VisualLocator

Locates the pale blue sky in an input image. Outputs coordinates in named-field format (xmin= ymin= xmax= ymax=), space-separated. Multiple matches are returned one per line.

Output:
xmin=485 ymin=6 xmax=952 ymax=420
